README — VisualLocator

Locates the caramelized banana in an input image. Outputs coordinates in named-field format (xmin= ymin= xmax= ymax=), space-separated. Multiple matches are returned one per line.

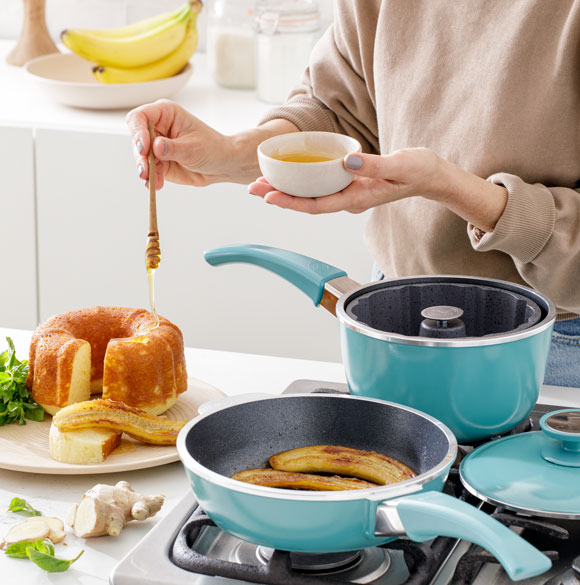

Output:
xmin=52 ymin=399 xmax=186 ymax=446
xmin=232 ymin=469 xmax=378 ymax=491
xmin=269 ymin=445 xmax=416 ymax=485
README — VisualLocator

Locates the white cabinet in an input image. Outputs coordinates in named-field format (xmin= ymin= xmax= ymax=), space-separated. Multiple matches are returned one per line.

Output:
xmin=35 ymin=128 xmax=372 ymax=362
xmin=0 ymin=126 xmax=37 ymax=330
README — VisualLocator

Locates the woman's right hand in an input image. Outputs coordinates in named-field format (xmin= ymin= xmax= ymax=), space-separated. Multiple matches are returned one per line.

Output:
xmin=126 ymin=99 xmax=242 ymax=190
xmin=126 ymin=100 xmax=300 ymax=190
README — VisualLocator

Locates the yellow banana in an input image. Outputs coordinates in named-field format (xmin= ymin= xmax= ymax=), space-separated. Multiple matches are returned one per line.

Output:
xmin=61 ymin=3 xmax=192 ymax=68
xmin=93 ymin=9 xmax=200 ymax=84
xmin=72 ymin=4 xmax=189 ymax=39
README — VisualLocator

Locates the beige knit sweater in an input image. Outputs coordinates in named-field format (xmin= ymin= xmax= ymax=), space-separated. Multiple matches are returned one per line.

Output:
xmin=261 ymin=0 xmax=580 ymax=319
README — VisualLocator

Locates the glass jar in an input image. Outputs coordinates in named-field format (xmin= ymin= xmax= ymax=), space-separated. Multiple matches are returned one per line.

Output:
xmin=207 ymin=0 xmax=256 ymax=89
xmin=255 ymin=0 xmax=321 ymax=104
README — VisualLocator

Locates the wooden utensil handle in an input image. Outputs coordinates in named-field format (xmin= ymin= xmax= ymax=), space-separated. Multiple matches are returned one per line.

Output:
xmin=148 ymin=120 xmax=158 ymax=235
xmin=146 ymin=120 xmax=161 ymax=269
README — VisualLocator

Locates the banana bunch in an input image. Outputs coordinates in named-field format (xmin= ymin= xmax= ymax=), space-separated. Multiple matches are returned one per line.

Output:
xmin=61 ymin=1 xmax=202 ymax=84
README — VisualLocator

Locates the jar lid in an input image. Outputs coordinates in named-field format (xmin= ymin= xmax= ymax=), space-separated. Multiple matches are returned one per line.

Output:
xmin=256 ymin=0 xmax=320 ymax=34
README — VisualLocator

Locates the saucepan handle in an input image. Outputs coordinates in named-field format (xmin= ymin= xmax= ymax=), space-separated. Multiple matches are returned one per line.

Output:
xmin=375 ymin=491 xmax=551 ymax=581
xmin=204 ymin=244 xmax=347 ymax=306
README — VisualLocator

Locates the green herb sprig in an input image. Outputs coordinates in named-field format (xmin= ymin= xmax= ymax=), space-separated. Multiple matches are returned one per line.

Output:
xmin=8 ymin=497 xmax=42 ymax=517
xmin=0 ymin=337 xmax=44 ymax=425
xmin=5 ymin=538 xmax=84 ymax=573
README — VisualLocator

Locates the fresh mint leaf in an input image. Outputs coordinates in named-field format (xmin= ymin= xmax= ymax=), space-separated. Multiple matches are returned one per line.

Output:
xmin=22 ymin=403 xmax=45 ymax=421
xmin=34 ymin=538 xmax=54 ymax=557
xmin=0 ymin=337 xmax=44 ymax=426
xmin=8 ymin=497 xmax=42 ymax=516
xmin=26 ymin=547 xmax=84 ymax=573
xmin=4 ymin=540 xmax=36 ymax=558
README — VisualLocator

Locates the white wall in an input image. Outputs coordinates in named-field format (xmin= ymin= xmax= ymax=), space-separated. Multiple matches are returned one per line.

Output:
xmin=0 ymin=0 xmax=335 ymax=52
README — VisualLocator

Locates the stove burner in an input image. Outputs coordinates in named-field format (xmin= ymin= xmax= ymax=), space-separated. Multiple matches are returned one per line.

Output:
xmin=256 ymin=548 xmax=364 ymax=572
xmin=249 ymin=546 xmax=391 ymax=582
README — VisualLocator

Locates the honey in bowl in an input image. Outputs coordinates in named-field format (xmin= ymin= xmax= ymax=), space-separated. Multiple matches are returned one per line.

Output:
xmin=273 ymin=153 xmax=339 ymax=163
xmin=257 ymin=131 xmax=362 ymax=197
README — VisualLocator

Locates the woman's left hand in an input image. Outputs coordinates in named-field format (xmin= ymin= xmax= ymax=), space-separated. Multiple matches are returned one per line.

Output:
xmin=248 ymin=147 xmax=508 ymax=232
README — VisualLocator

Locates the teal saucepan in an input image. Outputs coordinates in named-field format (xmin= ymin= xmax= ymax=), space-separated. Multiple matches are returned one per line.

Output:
xmin=176 ymin=393 xmax=551 ymax=581
xmin=204 ymin=245 xmax=556 ymax=443
xmin=461 ymin=409 xmax=580 ymax=518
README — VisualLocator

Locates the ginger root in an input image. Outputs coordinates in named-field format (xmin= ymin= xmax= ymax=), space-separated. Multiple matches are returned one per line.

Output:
xmin=66 ymin=481 xmax=164 ymax=537
xmin=1 ymin=516 xmax=65 ymax=549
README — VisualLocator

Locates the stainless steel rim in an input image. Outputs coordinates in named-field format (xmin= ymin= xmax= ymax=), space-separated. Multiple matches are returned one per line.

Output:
xmin=177 ymin=393 xmax=457 ymax=502
xmin=336 ymin=275 xmax=557 ymax=348
xmin=459 ymin=471 xmax=580 ymax=520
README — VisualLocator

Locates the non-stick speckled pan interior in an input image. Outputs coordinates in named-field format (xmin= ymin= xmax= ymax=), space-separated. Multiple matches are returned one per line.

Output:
xmin=184 ymin=395 xmax=452 ymax=479
xmin=345 ymin=281 xmax=542 ymax=336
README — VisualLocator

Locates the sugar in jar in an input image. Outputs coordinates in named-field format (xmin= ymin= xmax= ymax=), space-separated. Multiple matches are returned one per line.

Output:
xmin=207 ymin=0 xmax=256 ymax=89
xmin=255 ymin=0 xmax=320 ymax=104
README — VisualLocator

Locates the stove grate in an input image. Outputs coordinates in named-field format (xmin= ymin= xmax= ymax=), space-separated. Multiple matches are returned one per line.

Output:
xmin=171 ymin=507 xmax=458 ymax=585
xmin=172 ymin=508 xmax=371 ymax=585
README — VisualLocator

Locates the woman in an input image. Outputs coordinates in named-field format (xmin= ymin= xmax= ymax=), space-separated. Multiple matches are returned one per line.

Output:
xmin=127 ymin=1 xmax=580 ymax=387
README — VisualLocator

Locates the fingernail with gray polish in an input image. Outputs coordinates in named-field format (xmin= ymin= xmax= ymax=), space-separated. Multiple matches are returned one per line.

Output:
xmin=136 ymin=139 xmax=143 ymax=154
xmin=345 ymin=154 xmax=363 ymax=170
xmin=138 ymin=164 xmax=144 ymax=178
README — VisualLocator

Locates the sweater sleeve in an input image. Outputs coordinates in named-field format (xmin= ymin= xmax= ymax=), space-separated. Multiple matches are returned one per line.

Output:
xmin=467 ymin=172 xmax=580 ymax=315
xmin=259 ymin=1 xmax=380 ymax=155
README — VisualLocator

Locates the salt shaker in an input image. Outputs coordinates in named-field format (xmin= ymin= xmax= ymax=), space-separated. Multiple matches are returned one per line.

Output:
xmin=207 ymin=0 xmax=256 ymax=89
xmin=255 ymin=0 xmax=320 ymax=104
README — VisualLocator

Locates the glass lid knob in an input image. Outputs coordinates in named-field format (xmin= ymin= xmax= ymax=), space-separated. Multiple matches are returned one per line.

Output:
xmin=540 ymin=409 xmax=580 ymax=467
xmin=543 ymin=410 xmax=580 ymax=434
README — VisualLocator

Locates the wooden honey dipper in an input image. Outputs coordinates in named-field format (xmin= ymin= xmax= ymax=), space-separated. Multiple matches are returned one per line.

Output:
xmin=145 ymin=119 xmax=161 ymax=270
xmin=146 ymin=120 xmax=161 ymax=326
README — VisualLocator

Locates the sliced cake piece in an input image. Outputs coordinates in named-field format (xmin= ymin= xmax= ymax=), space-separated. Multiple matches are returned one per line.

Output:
xmin=49 ymin=422 xmax=122 ymax=465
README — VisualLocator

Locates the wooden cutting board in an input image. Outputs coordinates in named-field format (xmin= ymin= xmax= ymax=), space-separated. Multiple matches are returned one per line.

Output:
xmin=0 ymin=377 xmax=224 ymax=474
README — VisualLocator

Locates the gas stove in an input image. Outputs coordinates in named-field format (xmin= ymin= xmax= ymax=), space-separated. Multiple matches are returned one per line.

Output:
xmin=110 ymin=381 xmax=580 ymax=585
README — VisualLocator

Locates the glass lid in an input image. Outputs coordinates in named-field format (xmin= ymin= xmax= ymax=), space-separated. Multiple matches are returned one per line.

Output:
xmin=459 ymin=410 xmax=580 ymax=519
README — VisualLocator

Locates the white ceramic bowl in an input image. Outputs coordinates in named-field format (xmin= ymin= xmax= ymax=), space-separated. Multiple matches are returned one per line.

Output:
xmin=257 ymin=132 xmax=362 ymax=197
xmin=24 ymin=52 xmax=193 ymax=110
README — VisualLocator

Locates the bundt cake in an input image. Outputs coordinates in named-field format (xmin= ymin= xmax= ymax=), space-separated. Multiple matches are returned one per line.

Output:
xmin=27 ymin=306 xmax=187 ymax=416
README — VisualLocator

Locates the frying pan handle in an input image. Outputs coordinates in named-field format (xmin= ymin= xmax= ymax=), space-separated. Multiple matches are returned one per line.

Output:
xmin=204 ymin=245 xmax=347 ymax=306
xmin=376 ymin=491 xmax=551 ymax=581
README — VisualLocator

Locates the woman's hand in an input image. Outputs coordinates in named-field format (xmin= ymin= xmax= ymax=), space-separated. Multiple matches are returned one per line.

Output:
xmin=249 ymin=147 xmax=508 ymax=232
xmin=126 ymin=100 xmax=299 ymax=189
xmin=127 ymin=99 xmax=236 ymax=189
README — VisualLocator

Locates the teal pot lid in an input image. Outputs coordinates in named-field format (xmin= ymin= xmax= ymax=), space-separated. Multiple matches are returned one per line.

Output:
xmin=459 ymin=409 xmax=580 ymax=519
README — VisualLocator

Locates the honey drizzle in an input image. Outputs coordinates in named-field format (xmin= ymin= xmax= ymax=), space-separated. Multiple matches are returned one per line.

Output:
xmin=147 ymin=267 xmax=160 ymax=329
xmin=109 ymin=438 xmax=137 ymax=456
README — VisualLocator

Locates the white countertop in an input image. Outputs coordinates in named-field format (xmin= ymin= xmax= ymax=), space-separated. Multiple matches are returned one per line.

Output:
xmin=0 ymin=40 xmax=271 ymax=134
xmin=0 ymin=327 xmax=345 ymax=585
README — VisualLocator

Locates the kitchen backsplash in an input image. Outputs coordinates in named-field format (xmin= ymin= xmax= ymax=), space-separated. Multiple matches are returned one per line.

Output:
xmin=0 ymin=0 xmax=334 ymax=53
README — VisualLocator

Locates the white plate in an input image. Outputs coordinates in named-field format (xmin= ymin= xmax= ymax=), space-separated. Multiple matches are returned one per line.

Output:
xmin=24 ymin=52 xmax=193 ymax=110
xmin=0 ymin=377 xmax=224 ymax=474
